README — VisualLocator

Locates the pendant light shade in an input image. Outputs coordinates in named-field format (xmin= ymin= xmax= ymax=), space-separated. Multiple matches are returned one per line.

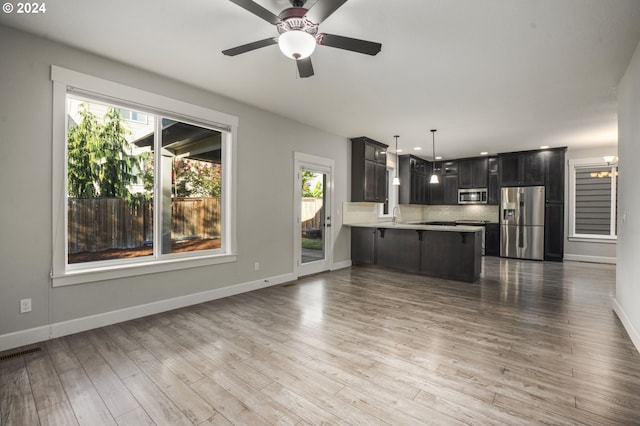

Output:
xmin=392 ymin=135 xmax=400 ymax=185
xmin=430 ymin=129 xmax=439 ymax=184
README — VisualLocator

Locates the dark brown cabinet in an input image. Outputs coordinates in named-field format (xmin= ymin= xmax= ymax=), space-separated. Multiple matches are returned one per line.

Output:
xmin=458 ymin=157 xmax=488 ymax=189
xmin=428 ymin=160 xmax=458 ymax=205
xmin=499 ymin=151 xmax=545 ymax=186
xmin=351 ymin=137 xmax=388 ymax=203
xmin=443 ymin=175 xmax=459 ymax=205
xmin=485 ymin=223 xmax=500 ymax=256
xmin=399 ymin=155 xmax=429 ymax=204
xmin=544 ymin=148 xmax=566 ymax=203
xmin=544 ymin=148 xmax=566 ymax=261
xmin=487 ymin=157 xmax=500 ymax=205
xmin=544 ymin=203 xmax=564 ymax=261
xmin=351 ymin=227 xmax=376 ymax=265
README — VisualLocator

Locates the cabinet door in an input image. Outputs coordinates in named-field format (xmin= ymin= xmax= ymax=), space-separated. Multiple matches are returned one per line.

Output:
xmin=443 ymin=174 xmax=459 ymax=204
xmin=472 ymin=158 xmax=488 ymax=188
xmin=522 ymin=151 xmax=545 ymax=185
xmin=499 ymin=154 xmax=520 ymax=186
xmin=429 ymin=179 xmax=443 ymax=204
xmin=500 ymin=152 xmax=545 ymax=186
xmin=351 ymin=227 xmax=376 ymax=265
xmin=363 ymin=160 xmax=378 ymax=202
xmin=488 ymin=173 xmax=499 ymax=205
xmin=488 ymin=157 xmax=499 ymax=174
xmin=458 ymin=159 xmax=473 ymax=188
xmin=373 ymin=162 xmax=387 ymax=203
xmin=545 ymin=150 xmax=565 ymax=203
xmin=485 ymin=224 xmax=500 ymax=256
xmin=544 ymin=203 xmax=564 ymax=261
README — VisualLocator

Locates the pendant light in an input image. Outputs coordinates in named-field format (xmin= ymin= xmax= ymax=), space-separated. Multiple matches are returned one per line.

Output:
xmin=430 ymin=129 xmax=439 ymax=184
xmin=392 ymin=135 xmax=401 ymax=185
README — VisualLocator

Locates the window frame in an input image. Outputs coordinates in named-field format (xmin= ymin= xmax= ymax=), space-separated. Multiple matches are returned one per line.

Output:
xmin=51 ymin=66 xmax=238 ymax=287
xmin=568 ymin=157 xmax=618 ymax=242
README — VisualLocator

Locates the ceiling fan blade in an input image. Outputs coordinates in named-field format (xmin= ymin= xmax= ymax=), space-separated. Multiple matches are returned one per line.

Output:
xmin=317 ymin=33 xmax=382 ymax=55
xmin=222 ymin=37 xmax=278 ymax=56
xmin=297 ymin=57 xmax=314 ymax=78
xmin=305 ymin=0 xmax=348 ymax=24
xmin=228 ymin=0 xmax=281 ymax=25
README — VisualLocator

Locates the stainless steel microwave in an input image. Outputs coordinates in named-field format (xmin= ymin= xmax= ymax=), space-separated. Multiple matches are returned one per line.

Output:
xmin=458 ymin=188 xmax=488 ymax=204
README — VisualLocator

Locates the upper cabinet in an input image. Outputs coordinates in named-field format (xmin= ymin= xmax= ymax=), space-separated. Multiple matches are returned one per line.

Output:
xmin=351 ymin=137 xmax=388 ymax=203
xmin=499 ymin=150 xmax=545 ymax=186
xmin=544 ymin=148 xmax=566 ymax=203
xmin=399 ymin=155 xmax=429 ymax=204
xmin=458 ymin=157 xmax=488 ymax=189
xmin=487 ymin=157 xmax=499 ymax=205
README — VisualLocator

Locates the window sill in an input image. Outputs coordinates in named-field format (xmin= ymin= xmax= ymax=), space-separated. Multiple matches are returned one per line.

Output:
xmin=568 ymin=236 xmax=617 ymax=244
xmin=51 ymin=253 xmax=238 ymax=287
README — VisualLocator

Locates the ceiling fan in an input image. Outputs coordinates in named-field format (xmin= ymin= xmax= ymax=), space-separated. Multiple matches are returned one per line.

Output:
xmin=222 ymin=0 xmax=382 ymax=78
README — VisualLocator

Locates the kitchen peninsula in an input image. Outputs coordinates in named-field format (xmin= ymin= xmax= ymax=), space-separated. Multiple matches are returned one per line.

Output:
xmin=345 ymin=207 xmax=483 ymax=282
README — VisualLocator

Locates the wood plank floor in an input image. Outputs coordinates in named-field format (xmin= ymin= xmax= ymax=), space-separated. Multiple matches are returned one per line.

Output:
xmin=2 ymin=257 xmax=639 ymax=425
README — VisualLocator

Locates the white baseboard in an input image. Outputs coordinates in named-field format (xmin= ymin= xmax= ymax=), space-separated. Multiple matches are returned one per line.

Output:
xmin=331 ymin=259 xmax=352 ymax=271
xmin=564 ymin=254 xmax=616 ymax=264
xmin=0 ymin=325 xmax=52 ymax=353
xmin=612 ymin=298 xmax=640 ymax=353
xmin=0 ymin=272 xmax=296 ymax=353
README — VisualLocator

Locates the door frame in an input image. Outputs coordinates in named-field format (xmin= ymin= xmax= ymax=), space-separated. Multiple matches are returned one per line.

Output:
xmin=294 ymin=152 xmax=335 ymax=277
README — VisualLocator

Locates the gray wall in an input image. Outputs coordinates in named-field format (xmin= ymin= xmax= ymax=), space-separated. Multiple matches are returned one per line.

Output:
xmin=0 ymin=25 xmax=351 ymax=341
xmin=616 ymin=39 xmax=640 ymax=350
xmin=564 ymin=146 xmax=618 ymax=263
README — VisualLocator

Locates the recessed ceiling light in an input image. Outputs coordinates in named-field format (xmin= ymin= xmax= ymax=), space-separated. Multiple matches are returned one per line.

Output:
xmin=414 ymin=147 xmax=422 ymax=151
xmin=395 ymin=149 xmax=403 ymax=153
xmin=540 ymin=145 xmax=549 ymax=149
xmin=435 ymin=156 xmax=442 ymax=160
xmin=480 ymin=151 xmax=488 ymax=155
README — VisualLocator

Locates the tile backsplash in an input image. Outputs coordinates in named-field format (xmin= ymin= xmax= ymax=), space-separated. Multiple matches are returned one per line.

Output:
xmin=343 ymin=202 xmax=499 ymax=225
xmin=421 ymin=204 xmax=499 ymax=223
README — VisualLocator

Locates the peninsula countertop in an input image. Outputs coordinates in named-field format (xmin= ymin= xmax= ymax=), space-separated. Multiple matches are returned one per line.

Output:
xmin=345 ymin=221 xmax=484 ymax=233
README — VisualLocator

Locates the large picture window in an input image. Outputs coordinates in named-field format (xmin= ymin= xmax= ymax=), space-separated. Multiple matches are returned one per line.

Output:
xmin=569 ymin=158 xmax=618 ymax=240
xmin=52 ymin=66 xmax=237 ymax=285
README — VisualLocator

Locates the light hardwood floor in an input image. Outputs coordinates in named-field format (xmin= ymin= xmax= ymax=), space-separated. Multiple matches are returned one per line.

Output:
xmin=1 ymin=257 xmax=639 ymax=425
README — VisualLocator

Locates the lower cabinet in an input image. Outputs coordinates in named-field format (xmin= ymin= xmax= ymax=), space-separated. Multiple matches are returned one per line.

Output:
xmin=485 ymin=223 xmax=500 ymax=256
xmin=544 ymin=203 xmax=564 ymax=261
xmin=351 ymin=227 xmax=376 ymax=265
xmin=351 ymin=227 xmax=482 ymax=282
xmin=376 ymin=229 xmax=421 ymax=274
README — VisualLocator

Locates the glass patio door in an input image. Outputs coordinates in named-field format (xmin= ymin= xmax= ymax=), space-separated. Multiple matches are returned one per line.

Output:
xmin=295 ymin=153 xmax=333 ymax=277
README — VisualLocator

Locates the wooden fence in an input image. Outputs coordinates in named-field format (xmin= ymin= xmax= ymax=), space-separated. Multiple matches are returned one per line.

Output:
xmin=68 ymin=197 xmax=220 ymax=254
xmin=301 ymin=197 xmax=323 ymax=232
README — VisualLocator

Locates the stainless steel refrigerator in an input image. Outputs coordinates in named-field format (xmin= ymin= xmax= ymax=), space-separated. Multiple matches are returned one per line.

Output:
xmin=500 ymin=186 xmax=545 ymax=260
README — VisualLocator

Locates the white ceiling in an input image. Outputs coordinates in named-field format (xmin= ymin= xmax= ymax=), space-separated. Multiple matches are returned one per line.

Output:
xmin=2 ymin=0 xmax=640 ymax=159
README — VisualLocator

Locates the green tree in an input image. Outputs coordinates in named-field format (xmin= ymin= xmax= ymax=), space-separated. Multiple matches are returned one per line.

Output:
xmin=67 ymin=104 xmax=141 ymax=201
xmin=302 ymin=170 xmax=323 ymax=197
xmin=173 ymin=158 xmax=221 ymax=197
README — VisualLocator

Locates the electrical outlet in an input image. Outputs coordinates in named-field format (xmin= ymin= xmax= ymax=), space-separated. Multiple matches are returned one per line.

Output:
xmin=20 ymin=298 xmax=32 ymax=313
xmin=254 ymin=262 xmax=260 ymax=271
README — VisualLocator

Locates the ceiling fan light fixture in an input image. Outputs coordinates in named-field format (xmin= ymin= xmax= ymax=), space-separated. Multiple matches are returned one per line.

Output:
xmin=278 ymin=30 xmax=316 ymax=59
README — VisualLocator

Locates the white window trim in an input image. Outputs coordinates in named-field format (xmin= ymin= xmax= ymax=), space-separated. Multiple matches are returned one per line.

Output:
xmin=568 ymin=157 xmax=617 ymax=242
xmin=51 ymin=66 xmax=238 ymax=287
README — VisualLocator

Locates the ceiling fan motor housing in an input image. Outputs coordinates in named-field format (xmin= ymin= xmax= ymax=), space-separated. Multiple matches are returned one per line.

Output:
xmin=277 ymin=7 xmax=318 ymax=37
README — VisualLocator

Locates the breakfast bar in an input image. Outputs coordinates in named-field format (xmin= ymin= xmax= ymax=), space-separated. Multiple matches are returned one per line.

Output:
xmin=349 ymin=222 xmax=483 ymax=283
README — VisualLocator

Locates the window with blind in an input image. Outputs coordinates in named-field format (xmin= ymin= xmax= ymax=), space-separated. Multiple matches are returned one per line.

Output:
xmin=569 ymin=159 xmax=618 ymax=240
